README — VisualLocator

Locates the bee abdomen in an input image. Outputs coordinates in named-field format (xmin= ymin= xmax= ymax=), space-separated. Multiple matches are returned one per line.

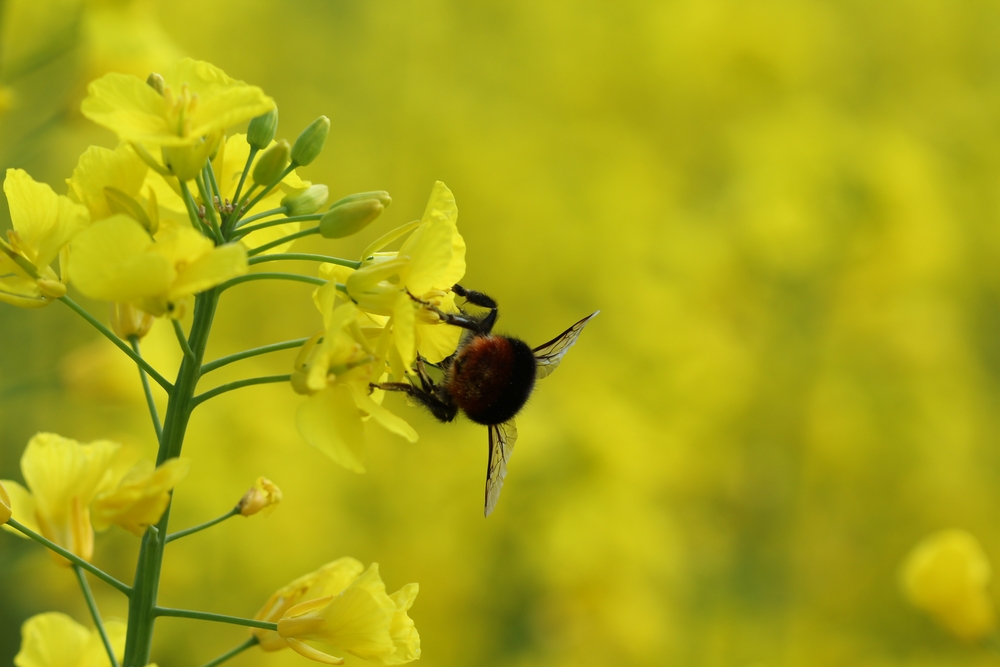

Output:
xmin=447 ymin=335 xmax=536 ymax=425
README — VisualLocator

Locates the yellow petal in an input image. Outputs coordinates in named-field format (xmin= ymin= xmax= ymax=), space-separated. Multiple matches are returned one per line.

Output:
xmin=164 ymin=59 xmax=275 ymax=141
xmin=14 ymin=613 xmax=93 ymax=667
xmin=399 ymin=181 xmax=465 ymax=295
xmin=66 ymin=145 xmax=148 ymax=221
xmin=168 ymin=243 xmax=247 ymax=300
xmin=385 ymin=583 xmax=421 ymax=665
xmin=4 ymin=169 xmax=89 ymax=270
xmin=0 ymin=480 xmax=39 ymax=535
xmin=82 ymin=619 xmax=126 ymax=667
xmin=285 ymin=638 xmax=345 ymax=665
xmin=349 ymin=384 xmax=418 ymax=444
xmin=391 ymin=297 xmax=416 ymax=372
xmin=91 ymin=457 xmax=190 ymax=535
xmin=297 ymin=386 xmax=366 ymax=473
xmin=416 ymin=320 xmax=461 ymax=365
xmin=0 ymin=480 xmax=10 ymax=525
xmin=80 ymin=72 xmax=172 ymax=144
xmin=0 ymin=251 xmax=47 ymax=307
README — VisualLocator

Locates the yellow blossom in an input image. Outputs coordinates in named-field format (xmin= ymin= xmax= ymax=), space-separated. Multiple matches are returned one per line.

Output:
xmin=14 ymin=612 xmax=126 ymax=667
xmin=109 ymin=302 xmax=155 ymax=339
xmin=68 ymin=215 xmax=247 ymax=318
xmin=238 ymin=476 xmax=282 ymax=516
xmin=1 ymin=168 xmax=89 ymax=307
xmin=254 ymin=558 xmax=420 ymax=665
xmin=66 ymin=144 xmax=149 ymax=223
xmin=901 ymin=529 xmax=996 ymax=641
xmin=81 ymin=58 xmax=274 ymax=148
xmin=1 ymin=433 xmax=188 ymax=562
xmin=1 ymin=480 xmax=11 ymax=525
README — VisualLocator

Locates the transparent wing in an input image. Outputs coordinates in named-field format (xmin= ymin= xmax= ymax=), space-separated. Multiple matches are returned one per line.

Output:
xmin=484 ymin=419 xmax=518 ymax=517
xmin=533 ymin=311 xmax=599 ymax=380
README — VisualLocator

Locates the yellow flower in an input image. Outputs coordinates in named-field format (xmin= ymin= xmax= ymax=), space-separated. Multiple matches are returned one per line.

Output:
xmin=1 ymin=169 xmax=89 ymax=307
xmin=66 ymin=144 xmax=149 ymax=223
xmin=901 ymin=529 xmax=996 ymax=641
xmin=1 ymin=480 xmax=11 ymax=525
xmin=68 ymin=215 xmax=247 ymax=318
xmin=294 ymin=294 xmax=416 ymax=472
xmin=254 ymin=558 xmax=420 ymax=665
xmin=15 ymin=612 xmax=126 ymax=667
xmin=109 ymin=302 xmax=155 ymax=340
xmin=238 ymin=476 xmax=282 ymax=517
xmin=81 ymin=58 xmax=274 ymax=148
xmin=1 ymin=433 xmax=188 ymax=562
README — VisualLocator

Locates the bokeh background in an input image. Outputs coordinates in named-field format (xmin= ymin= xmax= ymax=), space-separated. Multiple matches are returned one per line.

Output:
xmin=4 ymin=1 xmax=1000 ymax=665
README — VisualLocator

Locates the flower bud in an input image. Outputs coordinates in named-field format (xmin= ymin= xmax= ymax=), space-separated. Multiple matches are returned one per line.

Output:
xmin=110 ymin=302 xmax=155 ymax=340
xmin=253 ymin=140 xmax=290 ymax=187
xmin=281 ymin=184 xmax=329 ymax=217
xmin=146 ymin=72 xmax=165 ymax=95
xmin=291 ymin=116 xmax=330 ymax=166
xmin=0 ymin=480 xmax=11 ymax=525
xmin=238 ymin=477 xmax=282 ymax=517
xmin=104 ymin=187 xmax=154 ymax=234
xmin=247 ymin=108 xmax=279 ymax=150
xmin=36 ymin=279 xmax=67 ymax=299
xmin=320 ymin=191 xmax=391 ymax=239
xmin=901 ymin=529 xmax=996 ymax=641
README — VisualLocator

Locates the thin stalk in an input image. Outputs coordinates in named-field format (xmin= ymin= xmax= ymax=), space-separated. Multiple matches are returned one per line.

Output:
xmin=5 ymin=518 xmax=131 ymax=595
xmin=198 ymin=637 xmax=259 ymax=667
xmin=129 ymin=337 xmax=162 ymax=442
xmin=172 ymin=319 xmax=195 ymax=362
xmin=195 ymin=174 xmax=225 ymax=244
xmin=216 ymin=272 xmax=326 ymax=292
xmin=246 ymin=227 xmax=321 ymax=257
xmin=74 ymin=565 xmax=121 ymax=667
xmin=226 ymin=147 xmax=259 ymax=232
xmin=201 ymin=337 xmax=309 ymax=374
xmin=153 ymin=607 xmax=277 ymax=631
xmin=179 ymin=180 xmax=213 ymax=239
xmin=123 ymin=289 xmax=220 ymax=667
xmin=206 ymin=161 xmax=223 ymax=211
xmin=232 ymin=213 xmax=322 ymax=237
xmin=191 ymin=374 xmax=291 ymax=408
xmin=243 ymin=164 xmax=295 ymax=213
xmin=248 ymin=253 xmax=360 ymax=269
xmin=59 ymin=297 xmax=171 ymax=392
xmin=165 ymin=507 xmax=240 ymax=544
xmin=235 ymin=206 xmax=287 ymax=227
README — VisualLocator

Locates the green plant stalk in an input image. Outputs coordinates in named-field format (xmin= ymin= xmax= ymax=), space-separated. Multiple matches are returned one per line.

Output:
xmin=232 ymin=213 xmax=322 ymax=236
xmin=74 ymin=565 xmax=121 ymax=667
xmin=247 ymin=253 xmax=361 ymax=269
xmin=201 ymin=337 xmax=310 ymax=374
xmin=165 ymin=507 xmax=239 ymax=544
xmin=153 ymin=606 xmax=277 ymax=631
xmin=245 ymin=226 xmax=321 ymax=257
xmin=129 ymin=337 xmax=163 ymax=441
xmin=122 ymin=288 xmax=220 ymax=667
xmin=198 ymin=637 xmax=259 ymax=667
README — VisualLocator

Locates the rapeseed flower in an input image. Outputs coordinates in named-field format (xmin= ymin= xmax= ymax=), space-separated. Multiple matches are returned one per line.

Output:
xmin=66 ymin=144 xmax=149 ymax=224
xmin=254 ymin=558 xmax=420 ymax=665
xmin=14 ymin=612 xmax=125 ymax=667
xmin=1 ymin=433 xmax=188 ymax=563
xmin=238 ymin=476 xmax=282 ymax=517
xmin=901 ymin=529 xmax=996 ymax=640
xmin=1 ymin=169 xmax=89 ymax=307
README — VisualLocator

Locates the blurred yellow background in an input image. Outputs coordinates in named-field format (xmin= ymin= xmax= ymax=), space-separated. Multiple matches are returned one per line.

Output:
xmin=5 ymin=0 xmax=1000 ymax=665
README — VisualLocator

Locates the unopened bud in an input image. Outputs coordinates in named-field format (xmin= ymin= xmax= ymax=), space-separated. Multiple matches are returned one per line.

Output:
xmin=110 ymin=302 xmax=155 ymax=340
xmin=162 ymin=132 xmax=221 ymax=182
xmin=238 ymin=477 xmax=282 ymax=517
xmin=37 ymin=279 xmax=67 ymax=299
xmin=247 ymin=108 xmax=278 ymax=150
xmin=253 ymin=140 xmax=290 ymax=187
xmin=281 ymin=184 xmax=329 ymax=216
xmin=0 ymin=480 xmax=12 ymax=525
xmin=319 ymin=191 xmax=391 ymax=239
xmin=105 ymin=187 xmax=154 ymax=233
xmin=290 ymin=116 xmax=330 ymax=166
xmin=146 ymin=72 xmax=165 ymax=95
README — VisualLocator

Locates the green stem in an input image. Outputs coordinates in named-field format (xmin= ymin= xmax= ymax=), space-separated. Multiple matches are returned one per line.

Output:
xmin=172 ymin=319 xmax=195 ymax=362
xmin=5 ymin=518 xmax=131 ymax=595
xmin=243 ymin=163 xmax=296 ymax=213
xmin=245 ymin=227 xmax=321 ymax=257
xmin=165 ymin=507 xmax=239 ymax=544
xmin=129 ymin=337 xmax=162 ymax=442
xmin=225 ymin=147 xmax=259 ymax=233
xmin=191 ymin=374 xmax=291 ymax=408
xmin=216 ymin=272 xmax=326 ymax=292
xmin=236 ymin=206 xmax=287 ymax=226
xmin=198 ymin=637 xmax=259 ymax=667
xmin=232 ymin=213 xmax=322 ymax=237
xmin=153 ymin=607 xmax=277 ymax=631
xmin=196 ymin=174 xmax=225 ymax=244
xmin=74 ymin=565 xmax=121 ymax=667
xmin=59 ymin=297 xmax=171 ymax=391
xmin=179 ymin=180 xmax=213 ymax=239
xmin=248 ymin=253 xmax=360 ymax=269
xmin=201 ymin=337 xmax=309 ymax=374
xmin=123 ymin=289 xmax=220 ymax=667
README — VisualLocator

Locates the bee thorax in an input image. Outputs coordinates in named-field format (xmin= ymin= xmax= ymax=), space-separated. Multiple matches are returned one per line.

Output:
xmin=446 ymin=335 xmax=536 ymax=425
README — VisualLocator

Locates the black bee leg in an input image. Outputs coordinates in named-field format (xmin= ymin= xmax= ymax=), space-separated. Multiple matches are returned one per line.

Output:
xmin=414 ymin=356 xmax=436 ymax=393
xmin=452 ymin=284 xmax=498 ymax=334
xmin=372 ymin=382 xmax=458 ymax=423
xmin=407 ymin=291 xmax=487 ymax=334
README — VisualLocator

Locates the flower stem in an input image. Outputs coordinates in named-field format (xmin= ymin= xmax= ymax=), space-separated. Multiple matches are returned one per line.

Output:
xmin=4 ymin=518 xmax=131 ymax=595
xmin=179 ymin=180 xmax=214 ymax=240
xmin=201 ymin=337 xmax=310 ymax=375
xmin=59 ymin=297 xmax=171 ymax=392
xmin=153 ymin=607 xmax=277 ymax=631
xmin=198 ymin=637 xmax=259 ymax=667
xmin=165 ymin=507 xmax=240 ymax=544
xmin=245 ymin=226 xmax=321 ymax=257
xmin=196 ymin=174 xmax=225 ymax=245
xmin=216 ymin=272 xmax=326 ymax=292
xmin=74 ymin=565 xmax=121 ymax=667
xmin=248 ymin=253 xmax=360 ymax=269
xmin=172 ymin=319 xmax=195 ymax=362
xmin=226 ymin=147 xmax=259 ymax=233
xmin=232 ymin=213 xmax=322 ymax=237
xmin=123 ymin=289 xmax=220 ymax=667
xmin=129 ymin=337 xmax=163 ymax=442
xmin=236 ymin=206 xmax=287 ymax=226
xmin=191 ymin=374 xmax=291 ymax=408
xmin=243 ymin=164 xmax=295 ymax=213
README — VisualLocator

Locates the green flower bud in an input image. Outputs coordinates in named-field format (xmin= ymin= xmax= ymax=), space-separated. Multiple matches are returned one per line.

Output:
xmin=291 ymin=116 xmax=330 ymax=166
xmin=146 ymin=72 xmax=165 ymax=95
xmin=281 ymin=184 xmax=329 ymax=217
xmin=104 ymin=186 xmax=154 ymax=234
xmin=320 ymin=191 xmax=391 ymax=239
xmin=253 ymin=140 xmax=290 ymax=187
xmin=247 ymin=108 xmax=278 ymax=150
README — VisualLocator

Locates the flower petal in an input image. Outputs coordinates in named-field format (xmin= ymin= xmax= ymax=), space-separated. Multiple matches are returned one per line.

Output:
xmin=0 ymin=480 xmax=39 ymax=534
xmin=297 ymin=386 xmax=366 ymax=473
xmin=168 ymin=243 xmax=247 ymax=300
xmin=80 ymin=72 xmax=172 ymax=144
xmin=91 ymin=457 xmax=190 ymax=535
xmin=14 ymin=613 xmax=93 ymax=667
xmin=4 ymin=169 xmax=89 ymax=270
xmin=66 ymin=145 xmax=148 ymax=221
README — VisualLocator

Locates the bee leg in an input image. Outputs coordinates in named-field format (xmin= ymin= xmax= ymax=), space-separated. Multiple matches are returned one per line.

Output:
xmin=407 ymin=291 xmax=489 ymax=334
xmin=414 ymin=356 xmax=436 ymax=393
xmin=372 ymin=381 xmax=458 ymax=423
xmin=452 ymin=284 xmax=498 ymax=334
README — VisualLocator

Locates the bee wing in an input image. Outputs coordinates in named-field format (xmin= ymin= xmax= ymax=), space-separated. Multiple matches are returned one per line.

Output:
xmin=484 ymin=419 xmax=518 ymax=517
xmin=533 ymin=311 xmax=599 ymax=380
